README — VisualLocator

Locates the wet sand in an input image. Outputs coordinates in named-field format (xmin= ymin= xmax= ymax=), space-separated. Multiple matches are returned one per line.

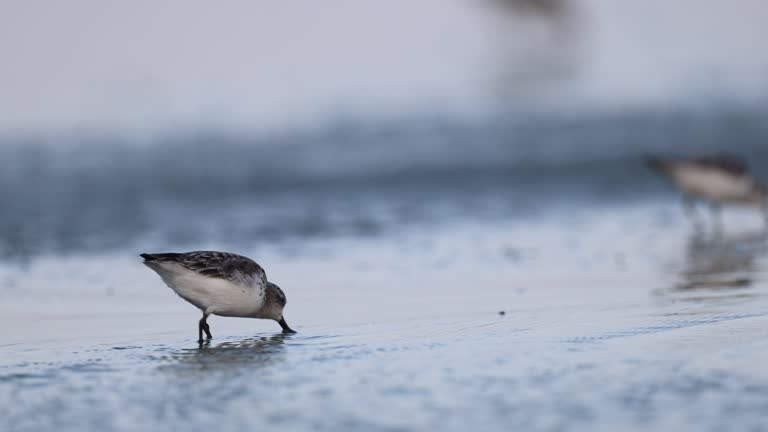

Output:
xmin=2 ymin=203 xmax=768 ymax=431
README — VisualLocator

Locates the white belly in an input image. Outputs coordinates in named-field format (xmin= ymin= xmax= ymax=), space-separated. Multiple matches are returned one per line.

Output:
xmin=152 ymin=263 xmax=265 ymax=317
xmin=672 ymin=166 xmax=753 ymax=203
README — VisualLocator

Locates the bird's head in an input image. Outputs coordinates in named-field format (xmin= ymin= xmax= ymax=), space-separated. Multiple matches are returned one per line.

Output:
xmin=645 ymin=154 xmax=672 ymax=174
xmin=265 ymin=282 xmax=296 ymax=333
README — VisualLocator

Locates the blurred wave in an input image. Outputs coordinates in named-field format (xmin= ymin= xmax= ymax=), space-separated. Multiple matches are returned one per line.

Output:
xmin=1 ymin=106 xmax=767 ymax=258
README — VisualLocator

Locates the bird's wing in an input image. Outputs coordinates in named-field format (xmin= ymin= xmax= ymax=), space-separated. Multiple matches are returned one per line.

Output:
xmin=692 ymin=154 xmax=749 ymax=176
xmin=141 ymin=251 xmax=267 ymax=284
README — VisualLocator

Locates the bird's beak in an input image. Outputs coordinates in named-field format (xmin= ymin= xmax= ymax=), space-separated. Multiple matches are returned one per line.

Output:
xmin=278 ymin=316 xmax=297 ymax=334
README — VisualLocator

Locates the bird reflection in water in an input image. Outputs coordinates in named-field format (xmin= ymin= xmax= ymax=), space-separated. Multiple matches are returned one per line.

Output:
xmin=157 ymin=334 xmax=292 ymax=375
xmin=661 ymin=229 xmax=768 ymax=305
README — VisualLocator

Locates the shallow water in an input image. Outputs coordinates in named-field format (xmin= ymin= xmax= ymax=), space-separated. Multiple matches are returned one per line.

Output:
xmin=3 ymin=106 xmax=768 ymax=430
xmin=2 ymin=201 xmax=768 ymax=432
xmin=5 ymin=311 xmax=768 ymax=432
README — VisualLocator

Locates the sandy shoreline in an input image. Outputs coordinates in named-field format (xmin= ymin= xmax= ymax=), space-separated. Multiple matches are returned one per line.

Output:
xmin=2 ymin=204 xmax=768 ymax=431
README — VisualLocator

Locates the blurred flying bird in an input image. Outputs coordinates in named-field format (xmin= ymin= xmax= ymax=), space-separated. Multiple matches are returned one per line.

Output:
xmin=488 ymin=0 xmax=582 ymax=99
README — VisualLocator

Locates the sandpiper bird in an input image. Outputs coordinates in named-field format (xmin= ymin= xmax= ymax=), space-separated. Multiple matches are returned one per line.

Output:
xmin=141 ymin=251 xmax=296 ymax=342
xmin=647 ymin=153 xmax=768 ymax=226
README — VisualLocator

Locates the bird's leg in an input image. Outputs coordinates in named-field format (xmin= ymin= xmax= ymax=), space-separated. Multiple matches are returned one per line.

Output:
xmin=203 ymin=315 xmax=213 ymax=339
xmin=198 ymin=315 xmax=212 ymax=343
xmin=710 ymin=202 xmax=723 ymax=235
xmin=682 ymin=196 xmax=704 ymax=231
xmin=203 ymin=322 xmax=212 ymax=340
xmin=762 ymin=201 xmax=768 ymax=231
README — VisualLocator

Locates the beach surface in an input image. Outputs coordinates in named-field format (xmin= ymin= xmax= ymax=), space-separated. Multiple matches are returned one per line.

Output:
xmin=3 ymin=199 xmax=768 ymax=432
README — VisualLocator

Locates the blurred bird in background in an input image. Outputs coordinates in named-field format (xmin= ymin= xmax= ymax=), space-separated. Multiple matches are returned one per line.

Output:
xmin=647 ymin=154 xmax=768 ymax=230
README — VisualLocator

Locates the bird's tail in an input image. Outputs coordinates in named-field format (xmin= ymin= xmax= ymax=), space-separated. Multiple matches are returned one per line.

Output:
xmin=140 ymin=253 xmax=181 ymax=262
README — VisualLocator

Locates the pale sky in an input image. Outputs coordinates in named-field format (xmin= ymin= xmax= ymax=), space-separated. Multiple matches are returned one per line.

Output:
xmin=0 ymin=0 xmax=766 ymax=133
